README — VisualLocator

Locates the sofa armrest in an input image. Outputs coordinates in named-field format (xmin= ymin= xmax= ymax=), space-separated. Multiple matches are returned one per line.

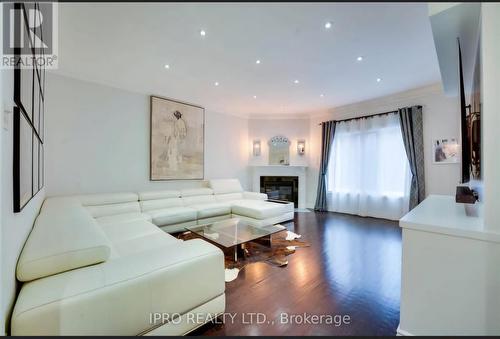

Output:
xmin=11 ymin=239 xmax=225 ymax=335
xmin=243 ymin=191 xmax=268 ymax=200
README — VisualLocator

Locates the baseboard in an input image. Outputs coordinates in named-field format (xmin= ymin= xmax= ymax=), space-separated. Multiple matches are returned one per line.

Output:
xmin=396 ymin=324 xmax=414 ymax=336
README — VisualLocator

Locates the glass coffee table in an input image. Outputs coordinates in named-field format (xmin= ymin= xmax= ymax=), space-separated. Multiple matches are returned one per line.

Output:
xmin=186 ymin=218 xmax=285 ymax=262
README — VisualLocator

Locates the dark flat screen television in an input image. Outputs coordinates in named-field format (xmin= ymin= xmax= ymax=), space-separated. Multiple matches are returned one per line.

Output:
xmin=457 ymin=38 xmax=481 ymax=184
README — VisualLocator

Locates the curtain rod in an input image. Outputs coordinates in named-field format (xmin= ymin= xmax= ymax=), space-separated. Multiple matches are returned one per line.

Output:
xmin=318 ymin=105 xmax=422 ymax=126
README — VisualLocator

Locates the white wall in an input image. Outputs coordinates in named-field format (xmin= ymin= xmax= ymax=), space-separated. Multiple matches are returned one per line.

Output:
xmin=205 ymin=109 xmax=249 ymax=188
xmin=0 ymin=69 xmax=45 ymax=335
xmin=248 ymin=118 xmax=310 ymax=166
xmin=307 ymin=83 xmax=461 ymax=208
xmin=45 ymin=73 xmax=249 ymax=196
xmin=0 ymin=58 xmax=3 ymax=338
xmin=481 ymin=4 xmax=500 ymax=231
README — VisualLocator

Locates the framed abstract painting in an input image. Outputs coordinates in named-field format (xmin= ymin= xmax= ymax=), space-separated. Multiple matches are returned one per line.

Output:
xmin=13 ymin=2 xmax=46 ymax=212
xmin=150 ymin=96 xmax=204 ymax=180
xmin=432 ymin=138 xmax=460 ymax=164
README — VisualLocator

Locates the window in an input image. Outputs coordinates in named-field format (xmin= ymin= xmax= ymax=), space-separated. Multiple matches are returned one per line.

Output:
xmin=326 ymin=113 xmax=411 ymax=220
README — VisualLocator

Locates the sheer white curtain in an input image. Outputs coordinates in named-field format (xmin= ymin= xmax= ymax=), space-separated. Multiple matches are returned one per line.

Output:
xmin=326 ymin=113 xmax=411 ymax=220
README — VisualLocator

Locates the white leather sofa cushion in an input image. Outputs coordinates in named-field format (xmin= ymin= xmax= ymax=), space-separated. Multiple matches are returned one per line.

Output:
xmin=233 ymin=211 xmax=295 ymax=228
xmin=146 ymin=207 xmax=197 ymax=226
xmin=95 ymin=213 xmax=152 ymax=225
xmin=190 ymin=203 xmax=232 ymax=219
xmin=180 ymin=188 xmax=213 ymax=197
xmin=140 ymin=198 xmax=183 ymax=212
xmin=182 ymin=195 xmax=216 ymax=206
xmin=16 ymin=198 xmax=111 ymax=282
xmin=214 ymin=192 xmax=244 ymax=202
xmin=111 ymin=232 xmax=181 ymax=258
xmin=208 ymin=179 xmax=243 ymax=194
xmin=231 ymin=200 xmax=293 ymax=220
xmin=181 ymin=188 xmax=216 ymax=206
xmin=86 ymin=202 xmax=141 ymax=218
xmin=77 ymin=193 xmax=139 ymax=206
xmin=242 ymin=191 xmax=268 ymax=200
xmin=11 ymin=239 xmax=225 ymax=336
xmin=99 ymin=220 xmax=161 ymax=243
xmin=138 ymin=190 xmax=180 ymax=201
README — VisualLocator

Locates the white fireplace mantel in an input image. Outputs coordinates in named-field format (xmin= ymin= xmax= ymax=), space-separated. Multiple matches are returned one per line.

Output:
xmin=249 ymin=165 xmax=308 ymax=209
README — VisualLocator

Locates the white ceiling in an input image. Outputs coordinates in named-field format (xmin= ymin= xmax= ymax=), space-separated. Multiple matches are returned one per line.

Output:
xmin=52 ymin=2 xmax=441 ymax=118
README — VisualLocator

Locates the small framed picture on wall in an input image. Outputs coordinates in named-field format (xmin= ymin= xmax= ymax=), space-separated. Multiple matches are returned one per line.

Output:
xmin=433 ymin=138 xmax=460 ymax=164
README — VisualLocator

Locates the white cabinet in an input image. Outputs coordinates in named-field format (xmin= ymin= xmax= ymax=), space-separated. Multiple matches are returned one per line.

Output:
xmin=398 ymin=195 xmax=500 ymax=335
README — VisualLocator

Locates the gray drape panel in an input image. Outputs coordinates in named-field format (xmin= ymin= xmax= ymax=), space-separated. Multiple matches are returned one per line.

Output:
xmin=398 ymin=106 xmax=425 ymax=210
xmin=314 ymin=121 xmax=336 ymax=211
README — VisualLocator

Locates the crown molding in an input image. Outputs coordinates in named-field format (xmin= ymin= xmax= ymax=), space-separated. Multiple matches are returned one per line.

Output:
xmin=247 ymin=114 xmax=311 ymax=120
xmin=309 ymin=82 xmax=445 ymax=119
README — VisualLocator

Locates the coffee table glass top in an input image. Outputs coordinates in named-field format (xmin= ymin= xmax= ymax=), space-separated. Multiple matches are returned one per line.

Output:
xmin=186 ymin=218 xmax=284 ymax=248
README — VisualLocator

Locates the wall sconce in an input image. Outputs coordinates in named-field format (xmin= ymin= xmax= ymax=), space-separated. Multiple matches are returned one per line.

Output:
xmin=297 ymin=139 xmax=306 ymax=155
xmin=253 ymin=140 xmax=261 ymax=156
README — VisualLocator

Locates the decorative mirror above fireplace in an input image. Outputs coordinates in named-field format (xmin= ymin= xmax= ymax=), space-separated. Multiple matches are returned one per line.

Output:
xmin=268 ymin=135 xmax=290 ymax=165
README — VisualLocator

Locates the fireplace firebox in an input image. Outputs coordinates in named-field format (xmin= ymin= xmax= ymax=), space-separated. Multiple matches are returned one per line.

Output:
xmin=260 ymin=176 xmax=299 ymax=208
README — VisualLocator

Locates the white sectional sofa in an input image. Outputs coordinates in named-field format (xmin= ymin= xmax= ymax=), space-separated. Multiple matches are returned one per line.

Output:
xmin=83 ymin=178 xmax=294 ymax=233
xmin=11 ymin=179 xmax=293 ymax=335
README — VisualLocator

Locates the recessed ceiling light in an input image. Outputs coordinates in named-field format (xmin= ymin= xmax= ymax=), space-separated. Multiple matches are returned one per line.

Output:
xmin=164 ymin=64 xmax=170 ymax=69
xmin=293 ymin=79 xmax=300 ymax=84
xmin=324 ymin=21 xmax=332 ymax=29
xmin=376 ymin=78 xmax=382 ymax=83
xmin=214 ymin=81 xmax=219 ymax=86
xmin=320 ymin=94 xmax=324 ymax=97
xmin=200 ymin=29 xmax=206 ymax=37
xmin=357 ymin=56 xmax=363 ymax=61
xmin=253 ymin=95 xmax=257 ymax=99
xmin=255 ymin=59 xmax=261 ymax=64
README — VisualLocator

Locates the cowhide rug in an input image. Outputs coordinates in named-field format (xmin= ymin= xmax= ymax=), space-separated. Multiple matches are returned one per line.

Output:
xmin=178 ymin=227 xmax=310 ymax=282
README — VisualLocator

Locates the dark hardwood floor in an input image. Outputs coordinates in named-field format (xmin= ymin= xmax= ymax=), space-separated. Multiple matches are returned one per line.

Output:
xmin=194 ymin=211 xmax=402 ymax=336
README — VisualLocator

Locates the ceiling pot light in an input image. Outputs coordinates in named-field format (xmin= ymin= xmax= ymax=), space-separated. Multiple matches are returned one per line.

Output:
xmin=256 ymin=59 xmax=261 ymax=64
xmin=324 ymin=21 xmax=332 ymax=29
xmin=376 ymin=78 xmax=382 ymax=83
xmin=357 ymin=56 xmax=363 ymax=62
xmin=214 ymin=81 xmax=219 ymax=86
xmin=164 ymin=64 xmax=170 ymax=69
xmin=293 ymin=80 xmax=300 ymax=84
xmin=253 ymin=95 xmax=257 ymax=99
xmin=200 ymin=29 xmax=206 ymax=37
xmin=320 ymin=94 xmax=324 ymax=97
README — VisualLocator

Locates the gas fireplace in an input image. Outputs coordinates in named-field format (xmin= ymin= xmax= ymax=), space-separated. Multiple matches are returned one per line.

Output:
xmin=260 ymin=176 xmax=299 ymax=208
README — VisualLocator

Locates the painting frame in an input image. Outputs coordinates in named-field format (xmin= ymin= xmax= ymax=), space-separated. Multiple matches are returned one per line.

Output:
xmin=432 ymin=137 xmax=460 ymax=164
xmin=13 ymin=2 xmax=45 ymax=213
xmin=149 ymin=95 xmax=205 ymax=181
